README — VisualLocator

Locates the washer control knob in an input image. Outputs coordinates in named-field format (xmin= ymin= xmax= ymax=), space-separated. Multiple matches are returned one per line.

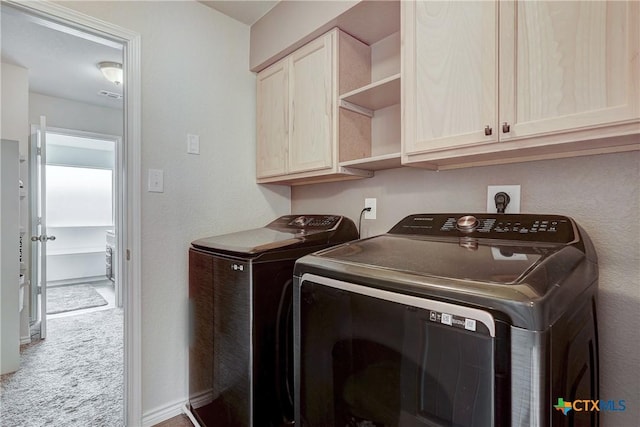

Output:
xmin=291 ymin=216 xmax=307 ymax=227
xmin=457 ymin=215 xmax=479 ymax=232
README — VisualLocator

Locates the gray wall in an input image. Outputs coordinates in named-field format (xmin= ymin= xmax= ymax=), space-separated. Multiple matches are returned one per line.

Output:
xmin=292 ymin=150 xmax=640 ymax=425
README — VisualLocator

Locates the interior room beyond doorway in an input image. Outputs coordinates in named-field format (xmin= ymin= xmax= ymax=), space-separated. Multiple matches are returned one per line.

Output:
xmin=39 ymin=129 xmax=122 ymax=321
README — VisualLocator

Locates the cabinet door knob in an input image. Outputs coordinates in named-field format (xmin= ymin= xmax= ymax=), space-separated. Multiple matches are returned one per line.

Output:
xmin=502 ymin=122 xmax=511 ymax=133
xmin=484 ymin=125 xmax=493 ymax=136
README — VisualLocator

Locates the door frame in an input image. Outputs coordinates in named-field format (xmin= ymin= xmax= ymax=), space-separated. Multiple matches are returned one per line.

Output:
xmin=8 ymin=1 xmax=143 ymax=424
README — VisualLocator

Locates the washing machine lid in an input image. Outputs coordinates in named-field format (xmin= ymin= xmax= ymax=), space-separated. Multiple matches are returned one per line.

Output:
xmin=191 ymin=214 xmax=358 ymax=257
xmin=312 ymin=234 xmax=551 ymax=285
xmin=306 ymin=213 xmax=583 ymax=285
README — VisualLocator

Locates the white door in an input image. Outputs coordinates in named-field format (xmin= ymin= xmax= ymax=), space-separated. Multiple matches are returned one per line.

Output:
xmin=30 ymin=124 xmax=122 ymax=334
xmin=30 ymin=116 xmax=55 ymax=339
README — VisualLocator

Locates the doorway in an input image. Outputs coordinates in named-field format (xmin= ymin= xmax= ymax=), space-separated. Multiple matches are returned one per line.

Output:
xmin=30 ymin=127 xmax=123 ymax=332
xmin=1 ymin=0 xmax=141 ymax=424
xmin=4 ymin=125 xmax=127 ymax=426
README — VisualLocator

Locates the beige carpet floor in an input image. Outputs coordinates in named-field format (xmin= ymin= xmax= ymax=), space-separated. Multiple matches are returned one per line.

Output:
xmin=0 ymin=308 xmax=124 ymax=426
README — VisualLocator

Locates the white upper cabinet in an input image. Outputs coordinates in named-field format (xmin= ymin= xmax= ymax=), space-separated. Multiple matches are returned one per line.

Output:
xmin=403 ymin=0 xmax=498 ymax=154
xmin=288 ymin=34 xmax=334 ymax=174
xmin=256 ymin=31 xmax=336 ymax=182
xmin=403 ymin=0 xmax=640 ymax=169
xmin=256 ymin=59 xmax=288 ymax=178
xmin=500 ymin=1 xmax=639 ymax=140
xmin=256 ymin=29 xmax=376 ymax=185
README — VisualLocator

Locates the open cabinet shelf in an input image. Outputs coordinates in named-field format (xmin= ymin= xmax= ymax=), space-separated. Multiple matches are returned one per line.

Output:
xmin=339 ymin=152 xmax=401 ymax=170
xmin=338 ymin=30 xmax=402 ymax=173
xmin=339 ymin=73 xmax=400 ymax=115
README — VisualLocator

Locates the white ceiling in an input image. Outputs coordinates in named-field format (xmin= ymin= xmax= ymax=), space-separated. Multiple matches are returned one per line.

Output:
xmin=0 ymin=1 xmax=277 ymax=110
xmin=199 ymin=0 xmax=278 ymax=25
xmin=1 ymin=4 xmax=124 ymax=110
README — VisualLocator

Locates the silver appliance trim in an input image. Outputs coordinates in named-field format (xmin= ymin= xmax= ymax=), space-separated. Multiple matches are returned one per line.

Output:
xmin=511 ymin=327 xmax=548 ymax=426
xmin=300 ymin=273 xmax=496 ymax=337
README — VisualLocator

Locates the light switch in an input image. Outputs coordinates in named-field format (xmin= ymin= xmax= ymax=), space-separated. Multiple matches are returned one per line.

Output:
xmin=187 ymin=134 xmax=200 ymax=155
xmin=148 ymin=169 xmax=164 ymax=193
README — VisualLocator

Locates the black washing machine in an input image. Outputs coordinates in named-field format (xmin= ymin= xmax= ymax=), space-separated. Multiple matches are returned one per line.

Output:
xmin=188 ymin=215 xmax=358 ymax=427
xmin=294 ymin=213 xmax=599 ymax=427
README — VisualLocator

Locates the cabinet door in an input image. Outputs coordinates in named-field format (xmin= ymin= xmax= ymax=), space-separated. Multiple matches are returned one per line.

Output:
xmin=257 ymin=59 xmax=288 ymax=178
xmin=288 ymin=32 xmax=334 ymax=174
xmin=500 ymin=1 xmax=640 ymax=140
xmin=403 ymin=0 xmax=498 ymax=155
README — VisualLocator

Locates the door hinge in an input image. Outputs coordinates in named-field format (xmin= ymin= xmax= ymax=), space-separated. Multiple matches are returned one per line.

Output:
xmin=36 ymin=147 xmax=42 ymax=156
xmin=36 ymin=286 xmax=42 ymax=295
xmin=126 ymin=249 xmax=131 ymax=261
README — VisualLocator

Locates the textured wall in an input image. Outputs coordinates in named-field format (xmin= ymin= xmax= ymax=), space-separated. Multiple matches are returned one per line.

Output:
xmin=29 ymin=92 xmax=123 ymax=137
xmin=292 ymin=151 xmax=640 ymax=425
xmin=58 ymin=0 xmax=291 ymax=417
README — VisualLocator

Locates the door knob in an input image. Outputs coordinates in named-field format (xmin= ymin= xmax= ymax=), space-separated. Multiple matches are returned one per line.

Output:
xmin=31 ymin=235 xmax=56 ymax=243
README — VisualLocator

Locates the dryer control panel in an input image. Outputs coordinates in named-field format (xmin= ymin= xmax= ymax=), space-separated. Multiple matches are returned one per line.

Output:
xmin=268 ymin=215 xmax=342 ymax=231
xmin=389 ymin=214 xmax=577 ymax=244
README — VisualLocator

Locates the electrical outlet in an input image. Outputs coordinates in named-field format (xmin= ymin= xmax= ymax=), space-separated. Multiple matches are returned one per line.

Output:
xmin=364 ymin=198 xmax=377 ymax=220
xmin=487 ymin=185 xmax=520 ymax=213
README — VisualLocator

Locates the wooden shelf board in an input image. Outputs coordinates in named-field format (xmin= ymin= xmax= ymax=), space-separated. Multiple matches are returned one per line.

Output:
xmin=340 ymin=74 xmax=400 ymax=111
xmin=340 ymin=152 xmax=402 ymax=171
xmin=257 ymin=167 xmax=374 ymax=186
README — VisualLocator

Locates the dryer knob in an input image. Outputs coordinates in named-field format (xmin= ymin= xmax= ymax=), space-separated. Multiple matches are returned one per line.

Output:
xmin=457 ymin=215 xmax=479 ymax=232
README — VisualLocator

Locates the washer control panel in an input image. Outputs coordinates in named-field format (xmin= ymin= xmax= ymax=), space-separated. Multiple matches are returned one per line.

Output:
xmin=389 ymin=214 xmax=576 ymax=243
xmin=268 ymin=215 xmax=341 ymax=231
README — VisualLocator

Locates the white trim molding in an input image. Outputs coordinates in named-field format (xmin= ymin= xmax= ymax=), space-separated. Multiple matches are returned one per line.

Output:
xmin=5 ymin=1 xmax=143 ymax=425
xmin=141 ymin=398 xmax=187 ymax=427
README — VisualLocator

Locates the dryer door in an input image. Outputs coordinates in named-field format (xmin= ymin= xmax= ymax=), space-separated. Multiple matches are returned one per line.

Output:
xmin=295 ymin=274 xmax=504 ymax=427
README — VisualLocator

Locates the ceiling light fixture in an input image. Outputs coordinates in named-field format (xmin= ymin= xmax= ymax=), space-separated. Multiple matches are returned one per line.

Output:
xmin=98 ymin=61 xmax=123 ymax=86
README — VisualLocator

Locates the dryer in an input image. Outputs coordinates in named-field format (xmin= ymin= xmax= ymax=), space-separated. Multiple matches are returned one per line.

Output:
xmin=188 ymin=215 xmax=358 ymax=427
xmin=294 ymin=213 xmax=599 ymax=427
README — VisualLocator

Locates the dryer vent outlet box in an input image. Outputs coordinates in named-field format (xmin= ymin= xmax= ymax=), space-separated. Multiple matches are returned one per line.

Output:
xmin=487 ymin=185 xmax=521 ymax=213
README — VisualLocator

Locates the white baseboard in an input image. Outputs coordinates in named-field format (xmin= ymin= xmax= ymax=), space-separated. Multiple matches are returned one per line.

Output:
xmin=20 ymin=335 xmax=31 ymax=345
xmin=47 ymin=276 xmax=109 ymax=288
xmin=48 ymin=276 xmax=110 ymax=287
xmin=188 ymin=389 xmax=214 ymax=408
xmin=141 ymin=398 xmax=187 ymax=427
